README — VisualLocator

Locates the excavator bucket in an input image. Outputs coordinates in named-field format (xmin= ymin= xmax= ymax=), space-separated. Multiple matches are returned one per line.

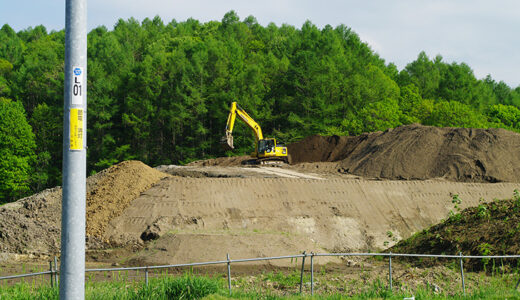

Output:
xmin=221 ymin=132 xmax=234 ymax=150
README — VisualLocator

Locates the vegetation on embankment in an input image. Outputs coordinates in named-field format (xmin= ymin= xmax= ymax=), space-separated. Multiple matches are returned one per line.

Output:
xmin=1 ymin=270 xmax=520 ymax=299
xmin=2 ymin=10 xmax=520 ymax=203
xmin=391 ymin=191 xmax=520 ymax=271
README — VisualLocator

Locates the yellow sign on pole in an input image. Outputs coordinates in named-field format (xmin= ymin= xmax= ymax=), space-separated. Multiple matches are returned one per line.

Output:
xmin=69 ymin=108 xmax=83 ymax=150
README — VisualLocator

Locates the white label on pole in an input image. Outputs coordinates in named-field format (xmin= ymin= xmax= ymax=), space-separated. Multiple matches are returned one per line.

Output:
xmin=71 ymin=67 xmax=83 ymax=105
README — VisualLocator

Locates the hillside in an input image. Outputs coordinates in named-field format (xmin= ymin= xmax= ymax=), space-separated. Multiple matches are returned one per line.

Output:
xmin=197 ymin=124 xmax=520 ymax=183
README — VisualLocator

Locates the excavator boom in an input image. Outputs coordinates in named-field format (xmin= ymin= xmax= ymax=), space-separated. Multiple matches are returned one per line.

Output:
xmin=222 ymin=102 xmax=263 ymax=150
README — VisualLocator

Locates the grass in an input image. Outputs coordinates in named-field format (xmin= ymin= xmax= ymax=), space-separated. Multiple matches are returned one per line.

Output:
xmin=0 ymin=274 xmax=221 ymax=300
xmin=2 ymin=267 xmax=520 ymax=299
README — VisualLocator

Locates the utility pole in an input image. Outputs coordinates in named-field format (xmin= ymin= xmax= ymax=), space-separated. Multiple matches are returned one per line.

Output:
xmin=60 ymin=0 xmax=87 ymax=299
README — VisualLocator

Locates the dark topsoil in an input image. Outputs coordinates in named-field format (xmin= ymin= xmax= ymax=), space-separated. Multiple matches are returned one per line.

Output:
xmin=288 ymin=124 xmax=520 ymax=182
xmin=390 ymin=194 xmax=520 ymax=271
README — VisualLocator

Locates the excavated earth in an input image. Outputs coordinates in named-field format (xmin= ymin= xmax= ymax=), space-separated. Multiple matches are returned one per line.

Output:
xmin=1 ymin=124 xmax=520 ymax=267
xmin=0 ymin=161 xmax=168 ymax=260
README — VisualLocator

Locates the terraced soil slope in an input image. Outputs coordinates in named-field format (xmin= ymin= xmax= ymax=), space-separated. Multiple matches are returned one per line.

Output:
xmin=104 ymin=176 xmax=519 ymax=265
xmin=3 ymin=124 xmax=520 ymax=267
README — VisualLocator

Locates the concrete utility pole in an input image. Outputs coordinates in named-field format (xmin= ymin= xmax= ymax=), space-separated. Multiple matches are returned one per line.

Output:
xmin=60 ymin=0 xmax=87 ymax=299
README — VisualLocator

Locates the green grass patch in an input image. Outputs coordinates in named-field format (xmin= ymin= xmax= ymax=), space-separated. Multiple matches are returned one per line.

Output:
xmin=0 ymin=274 xmax=222 ymax=300
xmin=2 ymin=272 xmax=520 ymax=299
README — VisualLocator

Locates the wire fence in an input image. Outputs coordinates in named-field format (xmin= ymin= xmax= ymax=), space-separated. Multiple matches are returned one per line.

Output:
xmin=2 ymin=252 xmax=520 ymax=296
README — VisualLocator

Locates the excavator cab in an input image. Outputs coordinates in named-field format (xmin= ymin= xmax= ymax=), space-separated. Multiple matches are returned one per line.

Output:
xmin=257 ymin=138 xmax=288 ymax=163
xmin=258 ymin=139 xmax=275 ymax=154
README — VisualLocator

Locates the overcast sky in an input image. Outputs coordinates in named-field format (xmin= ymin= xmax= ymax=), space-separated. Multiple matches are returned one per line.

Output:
xmin=1 ymin=0 xmax=519 ymax=87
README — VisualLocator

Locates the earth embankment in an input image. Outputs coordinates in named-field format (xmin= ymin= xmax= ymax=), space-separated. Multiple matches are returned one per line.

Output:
xmin=104 ymin=177 xmax=519 ymax=265
xmin=289 ymin=124 xmax=520 ymax=182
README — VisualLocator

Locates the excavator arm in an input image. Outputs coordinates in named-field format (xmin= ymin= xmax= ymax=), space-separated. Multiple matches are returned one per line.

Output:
xmin=222 ymin=102 xmax=263 ymax=150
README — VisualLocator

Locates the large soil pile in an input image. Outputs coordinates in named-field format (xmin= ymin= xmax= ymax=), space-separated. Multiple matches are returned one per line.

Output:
xmin=288 ymin=124 xmax=520 ymax=182
xmin=0 ymin=161 xmax=168 ymax=256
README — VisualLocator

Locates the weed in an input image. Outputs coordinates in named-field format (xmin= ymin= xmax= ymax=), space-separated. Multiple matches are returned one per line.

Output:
xmin=477 ymin=203 xmax=490 ymax=219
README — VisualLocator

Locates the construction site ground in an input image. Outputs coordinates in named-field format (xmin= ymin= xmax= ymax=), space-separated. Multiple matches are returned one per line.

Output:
xmin=1 ymin=124 xmax=520 ymax=278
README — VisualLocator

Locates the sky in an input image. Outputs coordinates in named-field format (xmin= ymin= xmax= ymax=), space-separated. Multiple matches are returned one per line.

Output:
xmin=1 ymin=0 xmax=519 ymax=87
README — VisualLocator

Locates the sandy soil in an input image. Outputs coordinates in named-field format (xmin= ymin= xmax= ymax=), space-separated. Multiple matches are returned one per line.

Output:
xmin=103 ymin=172 xmax=519 ymax=266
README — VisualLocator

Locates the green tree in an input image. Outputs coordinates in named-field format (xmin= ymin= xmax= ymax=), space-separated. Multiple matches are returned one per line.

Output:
xmin=401 ymin=52 xmax=441 ymax=99
xmin=425 ymin=100 xmax=488 ymax=128
xmin=487 ymin=104 xmax=520 ymax=130
xmin=0 ymin=98 xmax=36 ymax=203
xmin=399 ymin=84 xmax=434 ymax=124
xmin=29 ymin=103 xmax=61 ymax=191
xmin=0 ymin=58 xmax=13 ymax=97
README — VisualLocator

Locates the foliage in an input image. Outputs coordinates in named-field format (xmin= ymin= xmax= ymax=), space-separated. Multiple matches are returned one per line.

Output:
xmin=137 ymin=274 xmax=220 ymax=299
xmin=1 ymin=14 xmax=520 ymax=203
xmin=0 ymin=97 xmax=36 ymax=203
xmin=391 ymin=191 xmax=520 ymax=271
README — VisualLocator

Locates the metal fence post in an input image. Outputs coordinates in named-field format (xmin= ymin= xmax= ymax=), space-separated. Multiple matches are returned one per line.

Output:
xmin=145 ymin=267 xmax=149 ymax=286
xmin=54 ymin=256 xmax=58 ymax=285
xmin=389 ymin=252 xmax=393 ymax=291
xmin=227 ymin=253 xmax=232 ymax=295
xmin=299 ymin=251 xmax=306 ymax=294
xmin=49 ymin=261 xmax=54 ymax=287
xmin=459 ymin=252 xmax=466 ymax=296
xmin=310 ymin=252 xmax=314 ymax=296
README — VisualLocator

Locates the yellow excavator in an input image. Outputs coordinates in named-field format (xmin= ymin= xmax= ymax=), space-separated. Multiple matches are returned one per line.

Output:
xmin=221 ymin=102 xmax=289 ymax=164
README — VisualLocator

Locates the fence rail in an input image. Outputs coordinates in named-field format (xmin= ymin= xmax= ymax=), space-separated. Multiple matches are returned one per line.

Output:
xmin=2 ymin=252 xmax=520 ymax=296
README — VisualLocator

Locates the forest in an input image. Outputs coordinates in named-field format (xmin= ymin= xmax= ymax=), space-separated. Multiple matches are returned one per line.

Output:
xmin=1 ymin=11 xmax=520 ymax=203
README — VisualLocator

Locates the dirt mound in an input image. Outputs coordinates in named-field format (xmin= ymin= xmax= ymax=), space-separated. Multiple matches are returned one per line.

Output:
xmin=289 ymin=124 xmax=520 ymax=182
xmin=391 ymin=194 xmax=520 ymax=271
xmin=0 ymin=160 xmax=168 ymax=257
xmin=0 ymin=188 xmax=62 ymax=257
xmin=189 ymin=125 xmax=520 ymax=183
xmin=288 ymin=135 xmax=366 ymax=164
xmin=86 ymin=160 xmax=169 ymax=239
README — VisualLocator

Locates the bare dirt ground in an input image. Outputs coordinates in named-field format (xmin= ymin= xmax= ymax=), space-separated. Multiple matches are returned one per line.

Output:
xmin=102 ymin=171 xmax=519 ymax=266
xmin=2 ymin=124 xmax=520 ymax=273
